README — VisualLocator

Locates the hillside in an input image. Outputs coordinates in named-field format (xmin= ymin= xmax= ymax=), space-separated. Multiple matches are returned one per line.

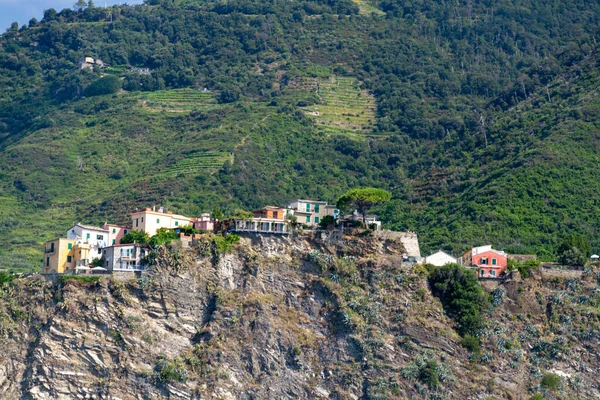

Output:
xmin=1 ymin=233 xmax=599 ymax=399
xmin=0 ymin=0 xmax=599 ymax=270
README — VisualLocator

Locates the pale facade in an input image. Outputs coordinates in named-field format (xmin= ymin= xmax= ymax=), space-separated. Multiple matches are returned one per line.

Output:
xmin=131 ymin=207 xmax=193 ymax=236
xmin=286 ymin=200 xmax=338 ymax=226
xmin=66 ymin=224 xmax=109 ymax=264
xmin=193 ymin=213 xmax=215 ymax=232
xmin=102 ymin=244 xmax=148 ymax=272
xmin=230 ymin=218 xmax=290 ymax=234
xmin=103 ymin=223 xmax=129 ymax=246
xmin=423 ymin=251 xmax=457 ymax=267
xmin=43 ymin=238 xmax=91 ymax=274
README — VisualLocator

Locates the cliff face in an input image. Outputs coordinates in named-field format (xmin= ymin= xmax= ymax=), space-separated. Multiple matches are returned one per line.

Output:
xmin=0 ymin=232 xmax=599 ymax=399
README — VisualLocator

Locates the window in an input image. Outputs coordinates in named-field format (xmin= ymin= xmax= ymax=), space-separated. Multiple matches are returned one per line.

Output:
xmin=98 ymin=249 xmax=102 ymax=254
xmin=306 ymin=203 xmax=310 ymax=212
xmin=97 ymin=235 xmax=103 ymax=240
xmin=112 ymin=228 xmax=116 ymax=233
xmin=67 ymin=243 xmax=72 ymax=250
xmin=314 ymin=204 xmax=320 ymax=213
xmin=157 ymin=218 xmax=160 ymax=223
xmin=46 ymin=257 xmax=49 ymax=267
xmin=141 ymin=217 xmax=144 ymax=222
xmin=175 ymin=221 xmax=179 ymax=226
xmin=112 ymin=239 xmax=116 ymax=245
xmin=120 ymin=249 xmax=123 ymax=255
xmin=124 ymin=230 xmax=128 ymax=234
xmin=480 ymin=270 xmax=485 ymax=276
xmin=490 ymin=270 xmax=496 ymax=276
xmin=67 ymin=256 xmax=72 ymax=263
xmin=50 ymin=243 xmax=55 ymax=252
xmin=315 ymin=216 xmax=320 ymax=223
xmin=306 ymin=216 xmax=311 ymax=223
xmin=492 ymin=258 xmax=497 ymax=265
xmin=86 ymin=233 xmax=90 ymax=239
xmin=480 ymin=258 xmax=488 ymax=265
xmin=135 ymin=219 xmax=139 ymax=227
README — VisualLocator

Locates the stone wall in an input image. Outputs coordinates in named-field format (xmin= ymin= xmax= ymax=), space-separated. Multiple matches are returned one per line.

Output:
xmin=374 ymin=230 xmax=421 ymax=257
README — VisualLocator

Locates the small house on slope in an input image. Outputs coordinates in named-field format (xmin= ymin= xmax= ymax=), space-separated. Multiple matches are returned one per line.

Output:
xmin=460 ymin=245 xmax=508 ymax=278
xmin=423 ymin=251 xmax=457 ymax=267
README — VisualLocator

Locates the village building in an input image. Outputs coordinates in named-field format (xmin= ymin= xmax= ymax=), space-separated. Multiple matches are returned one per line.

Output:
xmin=131 ymin=207 xmax=193 ymax=236
xmin=423 ymin=250 xmax=457 ymax=267
xmin=66 ymin=224 xmax=110 ymax=264
xmin=79 ymin=57 xmax=106 ymax=70
xmin=460 ymin=245 xmax=508 ymax=278
xmin=43 ymin=238 xmax=90 ymax=274
xmin=102 ymin=244 xmax=148 ymax=272
xmin=226 ymin=207 xmax=291 ymax=234
xmin=102 ymin=223 xmax=129 ymax=246
xmin=286 ymin=200 xmax=338 ymax=226
xmin=193 ymin=213 xmax=216 ymax=232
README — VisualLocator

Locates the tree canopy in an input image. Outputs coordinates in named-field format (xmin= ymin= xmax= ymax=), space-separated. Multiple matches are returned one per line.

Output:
xmin=336 ymin=188 xmax=391 ymax=225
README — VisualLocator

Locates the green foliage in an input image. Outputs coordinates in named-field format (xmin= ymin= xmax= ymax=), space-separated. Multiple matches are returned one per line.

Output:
xmin=212 ymin=234 xmax=240 ymax=253
xmin=319 ymin=215 xmax=335 ymax=228
xmin=83 ymin=76 xmax=121 ymax=97
xmin=531 ymin=394 xmax=544 ymax=400
xmin=149 ymin=228 xmax=179 ymax=247
xmin=0 ymin=271 xmax=14 ymax=285
xmin=337 ymin=188 xmax=391 ymax=223
xmin=121 ymin=230 xmax=150 ymax=245
xmin=558 ymin=235 xmax=590 ymax=267
xmin=460 ymin=334 xmax=481 ymax=355
xmin=540 ymin=373 xmax=561 ymax=390
xmin=154 ymin=354 xmax=188 ymax=384
xmin=0 ymin=0 xmax=599 ymax=271
xmin=91 ymin=257 xmax=104 ymax=267
xmin=429 ymin=263 xmax=489 ymax=336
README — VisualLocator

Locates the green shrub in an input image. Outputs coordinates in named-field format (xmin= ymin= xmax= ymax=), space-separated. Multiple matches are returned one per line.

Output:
xmin=121 ymin=230 xmax=150 ymax=245
xmin=418 ymin=360 xmax=440 ymax=388
xmin=429 ymin=263 xmax=489 ymax=336
xmin=531 ymin=394 xmax=544 ymax=400
xmin=540 ymin=373 xmax=560 ymax=390
xmin=154 ymin=354 xmax=188 ymax=384
xmin=83 ymin=75 xmax=121 ymax=97
xmin=460 ymin=334 xmax=482 ymax=355
xmin=149 ymin=228 xmax=179 ymax=247
xmin=0 ymin=271 xmax=14 ymax=284
xmin=212 ymin=234 xmax=240 ymax=253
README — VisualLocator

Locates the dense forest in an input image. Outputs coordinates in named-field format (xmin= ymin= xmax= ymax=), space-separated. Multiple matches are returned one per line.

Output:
xmin=0 ymin=0 xmax=599 ymax=270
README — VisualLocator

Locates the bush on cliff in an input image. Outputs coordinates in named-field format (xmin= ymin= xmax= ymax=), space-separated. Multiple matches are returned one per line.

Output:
xmin=429 ymin=263 xmax=489 ymax=337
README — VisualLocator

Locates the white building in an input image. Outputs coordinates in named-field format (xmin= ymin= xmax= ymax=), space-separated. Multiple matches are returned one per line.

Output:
xmin=102 ymin=244 xmax=148 ymax=272
xmin=66 ymin=224 xmax=110 ymax=264
xmin=423 ymin=250 xmax=457 ymax=267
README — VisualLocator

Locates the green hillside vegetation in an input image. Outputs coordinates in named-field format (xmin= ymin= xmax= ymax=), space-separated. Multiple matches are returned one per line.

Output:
xmin=0 ymin=0 xmax=599 ymax=270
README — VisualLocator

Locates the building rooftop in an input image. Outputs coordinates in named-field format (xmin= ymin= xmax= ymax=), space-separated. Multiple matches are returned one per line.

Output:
xmin=70 ymin=224 xmax=109 ymax=233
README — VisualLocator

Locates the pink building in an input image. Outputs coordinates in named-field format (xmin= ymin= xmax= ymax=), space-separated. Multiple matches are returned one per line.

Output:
xmin=193 ymin=213 xmax=216 ymax=232
xmin=102 ymin=223 xmax=130 ymax=246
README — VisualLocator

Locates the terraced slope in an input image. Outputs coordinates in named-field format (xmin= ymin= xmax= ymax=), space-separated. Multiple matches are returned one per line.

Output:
xmin=299 ymin=76 xmax=377 ymax=137
xmin=139 ymin=89 xmax=217 ymax=113
xmin=160 ymin=152 xmax=232 ymax=177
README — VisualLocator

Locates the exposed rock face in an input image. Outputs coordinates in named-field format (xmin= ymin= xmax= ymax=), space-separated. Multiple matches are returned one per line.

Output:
xmin=0 ymin=232 xmax=599 ymax=399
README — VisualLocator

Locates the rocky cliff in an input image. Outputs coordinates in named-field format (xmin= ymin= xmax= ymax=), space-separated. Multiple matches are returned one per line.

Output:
xmin=0 ymin=231 xmax=599 ymax=399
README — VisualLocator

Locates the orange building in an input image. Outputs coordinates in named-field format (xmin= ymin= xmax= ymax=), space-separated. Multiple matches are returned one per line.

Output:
xmin=461 ymin=245 xmax=508 ymax=278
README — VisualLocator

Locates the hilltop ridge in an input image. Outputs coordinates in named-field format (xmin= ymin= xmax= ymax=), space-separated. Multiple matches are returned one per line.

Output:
xmin=0 ymin=0 xmax=599 ymax=270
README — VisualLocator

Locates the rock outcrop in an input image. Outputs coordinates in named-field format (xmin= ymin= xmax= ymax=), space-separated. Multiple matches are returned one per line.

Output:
xmin=0 ymin=231 xmax=599 ymax=399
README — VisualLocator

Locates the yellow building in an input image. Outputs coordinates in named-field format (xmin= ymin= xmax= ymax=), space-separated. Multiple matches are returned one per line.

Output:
xmin=131 ymin=207 xmax=193 ymax=236
xmin=43 ymin=238 xmax=91 ymax=274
